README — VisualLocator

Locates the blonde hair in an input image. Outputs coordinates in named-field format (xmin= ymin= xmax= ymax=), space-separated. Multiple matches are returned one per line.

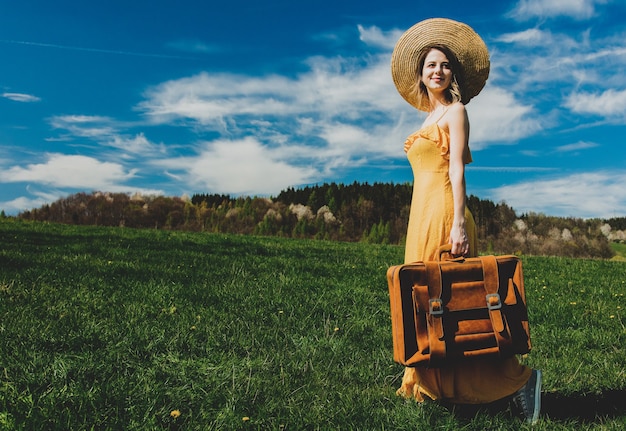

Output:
xmin=409 ymin=45 xmax=464 ymax=111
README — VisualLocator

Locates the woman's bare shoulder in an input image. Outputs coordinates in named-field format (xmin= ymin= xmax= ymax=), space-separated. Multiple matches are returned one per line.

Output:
xmin=442 ymin=102 xmax=468 ymax=130
xmin=447 ymin=101 xmax=467 ymax=117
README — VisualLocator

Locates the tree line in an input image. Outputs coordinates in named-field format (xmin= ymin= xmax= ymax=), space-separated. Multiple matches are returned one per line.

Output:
xmin=14 ymin=182 xmax=625 ymax=259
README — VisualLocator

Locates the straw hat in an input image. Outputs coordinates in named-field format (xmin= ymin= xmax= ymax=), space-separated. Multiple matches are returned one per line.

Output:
xmin=391 ymin=18 xmax=490 ymax=111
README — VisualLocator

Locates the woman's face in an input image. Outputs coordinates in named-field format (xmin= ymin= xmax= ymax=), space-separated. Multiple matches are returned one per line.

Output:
xmin=420 ymin=48 xmax=453 ymax=93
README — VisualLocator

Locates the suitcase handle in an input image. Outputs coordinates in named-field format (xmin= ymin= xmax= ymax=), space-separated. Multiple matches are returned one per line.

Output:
xmin=437 ymin=245 xmax=465 ymax=262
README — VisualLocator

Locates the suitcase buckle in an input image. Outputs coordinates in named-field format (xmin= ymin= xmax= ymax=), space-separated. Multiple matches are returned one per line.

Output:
xmin=486 ymin=293 xmax=502 ymax=310
xmin=429 ymin=298 xmax=444 ymax=316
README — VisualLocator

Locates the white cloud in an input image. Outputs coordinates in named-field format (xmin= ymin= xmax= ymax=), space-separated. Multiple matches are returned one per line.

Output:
xmin=565 ymin=88 xmax=626 ymax=118
xmin=357 ymin=25 xmax=402 ymax=49
xmin=488 ymin=171 xmax=626 ymax=218
xmin=49 ymin=115 xmax=117 ymax=138
xmin=557 ymin=46 xmax=626 ymax=90
xmin=135 ymin=47 xmax=408 ymax=188
xmin=488 ymin=20 xmax=626 ymax=139
xmin=53 ymin=115 xmax=110 ymax=124
xmin=510 ymin=0 xmax=609 ymax=20
xmin=2 ymin=92 xmax=41 ymax=102
xmin=555 ymin=141 xmax=599 ymax=152
xmin=0 ymin=154 xmax=137 ymax=189
xmin=490 ymin=32 xmax=581 ymax=91
xmin=48 ymin=116 xmax=166 ymax=158
xmin=467 ymin=87 xmax=541 ymax=148
xmin=153 ymin=137 xmax=319 ymax=195
xmin=495 ymin=28 xmax=550 ymax=45
xmin=107 ymin=133 xmax=166 ymax=156
xmin=138 ymin=54 xmax=399 ymax=128
xmin=575 ymin=46 xmax=626 ymax=64
xmin=138 ymin=72 xmax=296 ymax=126
xmin=1 ymin=197 xmax=46 ymax=214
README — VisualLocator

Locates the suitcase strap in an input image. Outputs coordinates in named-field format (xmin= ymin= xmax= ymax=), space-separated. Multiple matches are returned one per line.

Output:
xmin=425 ymin=262 xmax=446 ymax=364
xmin=424 ymin=256 xmax=515 ymax=364
xmin=482 ymin=256 xmax=514 ymax=356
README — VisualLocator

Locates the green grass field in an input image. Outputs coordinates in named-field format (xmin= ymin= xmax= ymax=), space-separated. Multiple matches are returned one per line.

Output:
xmin=0 ymin=219 xmax=624 ymax=430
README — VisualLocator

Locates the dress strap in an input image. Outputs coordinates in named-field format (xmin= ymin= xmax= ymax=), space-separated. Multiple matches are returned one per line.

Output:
xmin=416 ymin=105 xmax=451 ymax=134
xmin=433 ymin=106 xmax=450 ymax=124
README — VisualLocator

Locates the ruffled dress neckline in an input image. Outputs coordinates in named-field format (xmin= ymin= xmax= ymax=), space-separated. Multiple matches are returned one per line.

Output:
xmin=405 ymin=122 xmax=450 ymax=160
xmin=405 ymin=122 xmax=472 ymax=164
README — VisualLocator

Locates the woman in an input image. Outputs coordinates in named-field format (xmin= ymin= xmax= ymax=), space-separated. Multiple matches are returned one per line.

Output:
xmin=390 ymin=18 xmax=542 ymax=424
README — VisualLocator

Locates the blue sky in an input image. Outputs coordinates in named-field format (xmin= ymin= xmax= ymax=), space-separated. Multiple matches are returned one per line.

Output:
xmin=1 ymin=0 xmax=625 ymax=218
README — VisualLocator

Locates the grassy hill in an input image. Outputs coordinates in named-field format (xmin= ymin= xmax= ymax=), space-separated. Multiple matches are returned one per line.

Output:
xmin=0 ymin=219 xmax=624 ymax=430
xmin=611 ymin=242 xmax=626 ymax=261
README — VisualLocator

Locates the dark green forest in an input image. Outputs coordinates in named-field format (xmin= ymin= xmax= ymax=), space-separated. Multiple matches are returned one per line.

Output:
xmin=14 ymin=182 xmax=625 ymax=258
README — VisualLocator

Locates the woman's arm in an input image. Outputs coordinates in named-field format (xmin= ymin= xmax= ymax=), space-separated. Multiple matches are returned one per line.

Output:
xmin=445 ymin=102 xmax=470 ymax=256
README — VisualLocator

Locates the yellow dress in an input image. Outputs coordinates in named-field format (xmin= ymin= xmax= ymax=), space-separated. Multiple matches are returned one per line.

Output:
xmin=398 ymin=122 xmax=532 ymax=404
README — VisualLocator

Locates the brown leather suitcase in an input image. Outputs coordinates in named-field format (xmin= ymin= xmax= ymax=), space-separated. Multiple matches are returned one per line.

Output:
xmin=387 ymin=247 xmax=531 ymax=367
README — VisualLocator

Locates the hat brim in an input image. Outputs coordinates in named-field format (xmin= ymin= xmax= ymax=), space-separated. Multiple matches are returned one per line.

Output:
xmin=391 ymin=18 xmax=490 ymax=111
